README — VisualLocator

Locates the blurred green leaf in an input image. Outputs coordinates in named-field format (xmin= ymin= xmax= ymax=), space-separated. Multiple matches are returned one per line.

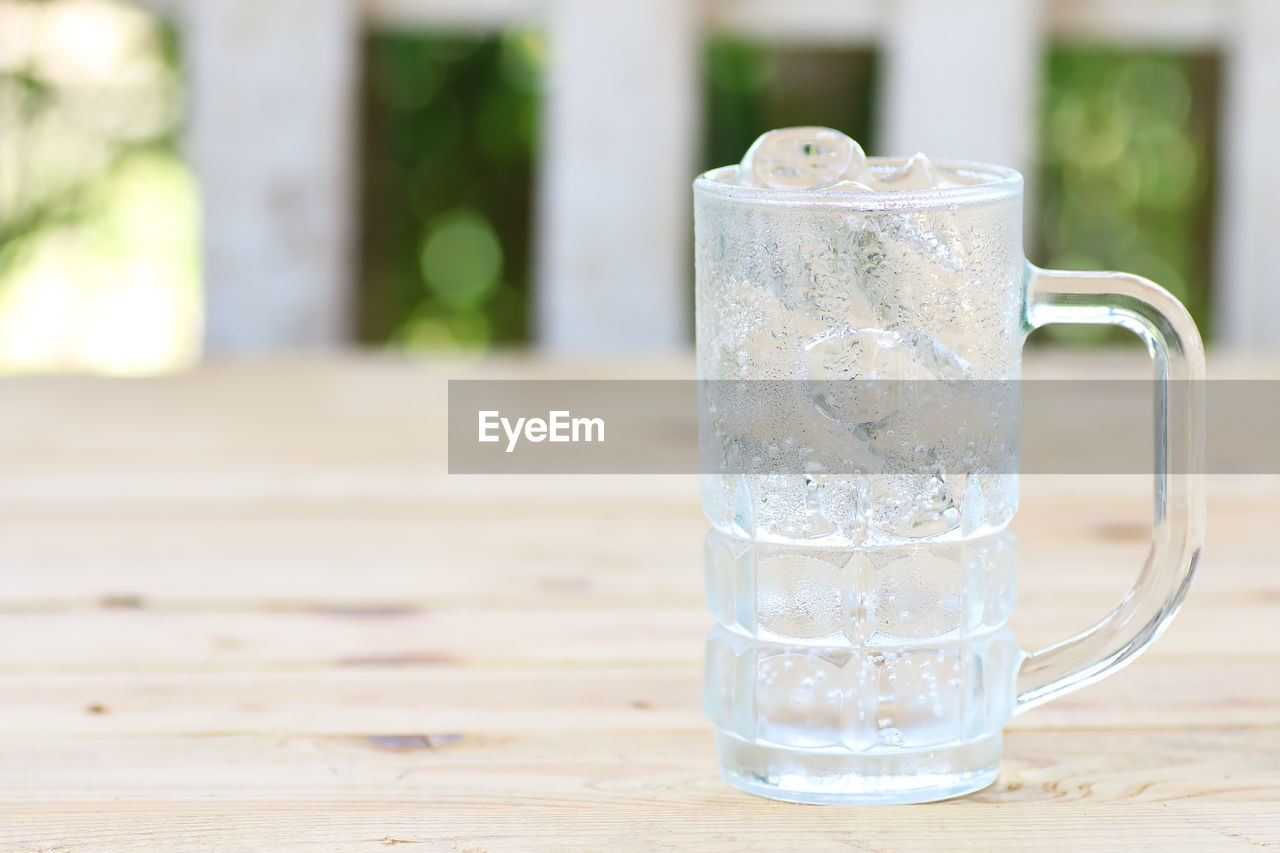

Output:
xmin=1034 ymin=47 xmax=1217 ymax=345
xmin=359 ymin=31 xmax=538 ymax=349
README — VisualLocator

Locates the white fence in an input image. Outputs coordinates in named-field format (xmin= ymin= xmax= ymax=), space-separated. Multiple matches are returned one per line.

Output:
xmin=141 ymin=0 xmax=1280 ymax=351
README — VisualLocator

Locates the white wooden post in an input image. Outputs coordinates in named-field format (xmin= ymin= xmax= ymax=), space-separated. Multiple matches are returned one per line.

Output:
xmin=1214 ymin=0 xmax=1280 ymax=350
xmin=535 ymin=0 xmax=699 ymax=352
xmin=1044 ymin=0 xmax=1226 ymax=45
xmin=188 ymin=0 xmax=358 ymax=351
xmin=880 ymin=0 xmax=1043 ymax=183
xmin=706 ymin=0 xmax=879 ymax=45
xmin=365 ymin=0 xmax=540 ymax=30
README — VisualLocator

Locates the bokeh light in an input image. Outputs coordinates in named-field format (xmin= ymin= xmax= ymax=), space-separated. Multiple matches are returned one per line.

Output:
xmin=2 ymin=10 xmax=1222 ymax=365
xmin=702 ymin=38 xmax=877 ymax=179
xmin=358 ymin=30 xmax=542 ymax=351
xmin=1033 ymin=47 xmax=1216 ymax=344
xmin=419 ymin=209 xmax=503 ymax=306
xmin=0 ymin=0 xmax=198 ymax=374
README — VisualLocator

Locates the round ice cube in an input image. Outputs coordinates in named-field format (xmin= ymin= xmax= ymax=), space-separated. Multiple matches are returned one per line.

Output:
xmin=740 ymin=127 xmax=868 ymax=190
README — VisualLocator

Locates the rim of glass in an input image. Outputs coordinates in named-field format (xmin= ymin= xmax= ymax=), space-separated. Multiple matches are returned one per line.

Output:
xmin=694 ymin=157 xmax=1023 ymax=210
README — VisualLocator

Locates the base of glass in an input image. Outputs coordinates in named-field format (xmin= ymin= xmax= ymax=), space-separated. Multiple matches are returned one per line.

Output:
xmin=716 ymin=730 xmax=1002 ymax=805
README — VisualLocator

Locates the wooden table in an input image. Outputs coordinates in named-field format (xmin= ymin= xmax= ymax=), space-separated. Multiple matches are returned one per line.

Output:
xmin=1 ymin=354 xmax=1277 ymax=850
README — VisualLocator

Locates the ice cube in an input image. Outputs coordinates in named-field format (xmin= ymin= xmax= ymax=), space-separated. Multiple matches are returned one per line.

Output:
xmin=740 ymin=127 xmax=868 ymax=190
xmin=871 ymin=153 xmax=992 ymax=191
xmin=893 ymin=327 xmax=971 ymax=380
xmin=807 ymin=324 xmax=970 ymax=385
xmin=934 ymin=164 xmax=989 ymax=187
xmin=873 ymin=152 xmax=943 ymax=191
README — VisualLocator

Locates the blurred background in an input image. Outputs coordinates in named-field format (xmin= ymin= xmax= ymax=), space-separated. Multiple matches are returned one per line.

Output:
xmin=0 ymin=0 xmax=1275 ymax=374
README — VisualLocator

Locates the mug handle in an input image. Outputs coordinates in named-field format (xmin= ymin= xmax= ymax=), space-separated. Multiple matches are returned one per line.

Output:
xmin=1014 ymin=266 xmax=1206 ymax=712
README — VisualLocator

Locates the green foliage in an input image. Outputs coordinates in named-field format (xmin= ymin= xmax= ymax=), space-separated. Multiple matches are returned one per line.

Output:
xmin=0 ymin=14 xmax=1225 ymax=359
xmin=0 ymin=0 xmax=197 ymax=373
xmin=0 ymin=8 xmax=184 ymax=272
xmin=358 ymin=36 xmax=1219 ymax=351
xmin=1034 ymin=47 xmax=1217 ymax=343
xmin=358 ymin=30 xmax=543 ymax=348
xmin=361 ymin=36 xmax=1216 ymax=350
xmin=702 ymin=38 xmax=878 ymax=175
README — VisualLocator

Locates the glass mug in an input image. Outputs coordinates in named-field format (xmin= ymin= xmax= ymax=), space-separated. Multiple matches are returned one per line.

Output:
xmin=693 ymin=138 xmax=1204 ymax=804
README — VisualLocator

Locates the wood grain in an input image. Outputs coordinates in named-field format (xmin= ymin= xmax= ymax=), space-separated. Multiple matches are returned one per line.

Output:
xmin=0 ymin=354 xmax=1277 ymax=851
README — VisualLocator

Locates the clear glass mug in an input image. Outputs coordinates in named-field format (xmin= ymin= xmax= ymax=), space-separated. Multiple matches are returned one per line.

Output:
xmin=694 ymin=156 xmax=1204 ymax=804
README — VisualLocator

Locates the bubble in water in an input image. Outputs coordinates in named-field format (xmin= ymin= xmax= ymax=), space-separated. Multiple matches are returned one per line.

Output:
xmin=740 ymin=127 xmax=868 ymax=190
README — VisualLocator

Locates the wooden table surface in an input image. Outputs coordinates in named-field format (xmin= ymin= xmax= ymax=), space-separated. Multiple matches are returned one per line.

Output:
xmin=1 ymin=353 xmax=1277 ymax=851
